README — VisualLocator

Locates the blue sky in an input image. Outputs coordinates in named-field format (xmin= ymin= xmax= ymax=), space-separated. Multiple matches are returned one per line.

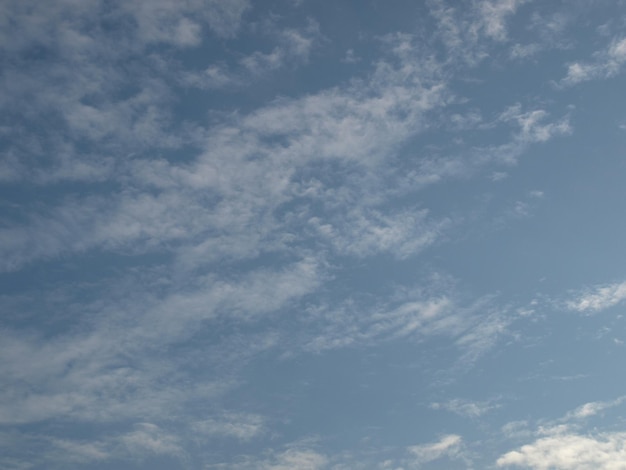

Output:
xmin=2 ymin=0 xmax=626 ymax=468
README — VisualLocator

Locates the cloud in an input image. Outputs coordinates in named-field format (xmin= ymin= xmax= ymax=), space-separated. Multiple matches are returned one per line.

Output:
xmin=183 ymin=21 xmax=321 ymax=89
xmin=210 ymin=444 xmax=328 ymax=470
xmin=561 ymin=36 xmax=626 ymax=85
xmin=302 ymin=295 xmax=457 ymax=353
xmin=0 ymin=2 xmax=605 ymax=468
xmin=564 ymin=396 xmax=626 ymax=421
xmin=122 ymin=0 xmax=250 ymax=42
xmin=430 ymin=398 xmax=499 ymax=418
xmin=497 ymin=431 xmax=626 ymax=469
xmin=0 ymin=424 xmax=184 ymax=468
xmin=0 ymin=0 xmax=251 ymax=185
xmin=510 ymin=43 xmax=542 ymax=60
xmin=566 ymin=281 xmax=626 ymax=313
xmin=263 ymin=449 xmax=328 ymax=470
xmin=455 ymin=309 xmax=511 ymax=364
xmin=0 ymin=257 xmax=319 ymax=427
xmin=120 ymin=423 xmax=183 ymax=457
xmin=0 ymin=3 xmax=572 ymax=278
xmin=301 ymin=285 xmax=511 ymax=368
xmin=192 ymin=413 xmax=265 ymax=440
xmin=0 ymin=1 xmax=204 ymax=184
xmin=498 ymin=397 xmax=626 ymax=468
xmin=398 ymin=103 xmax=571 ymax=188
xmin=307 ymin=207 xmax=448 ymax=259
xmin=477 ymin=0 xmax=529 ymax=42
xmin=0 ymin=29 xmax=455 ymax=273
xmin=407 ymin=434 xmax=463 ymax=465
xmin=501 ymin=421 xmax=533 ymax=440
xmin=497 ymin=104 xmax=572 ymax=146
xmin=51 ymin=438 xmax=110 ymax=464
xmin=427 ymin=0 xmax=528 ymax=65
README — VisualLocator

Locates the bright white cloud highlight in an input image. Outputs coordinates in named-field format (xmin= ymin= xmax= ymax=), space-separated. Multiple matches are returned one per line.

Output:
xmin=497 ymin=432 xmax=626 ymax=469
xmin=566 ymin=281 xmax=626 ymax=313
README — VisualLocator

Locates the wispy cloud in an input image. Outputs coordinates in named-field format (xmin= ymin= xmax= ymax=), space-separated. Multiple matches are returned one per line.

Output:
xmin=307 ymin=207 xmax=449 ymax=259
xmin=192 ymin=413 xmax=265 ymax=441
xmin=563 ymin=396 xmax=626 ymax=421
xmin=477 ymin=0 xmax=529 ymax=42
xmin=302 ymin=295 xmax=458 ymax=353
xmin=0 ymin=257 xmax=319 ymax=426
xmin=0 ymin=423 xmax=185 ymax=468
xmin=431 ymin=398 xmax=500 ymax=418
xmin=561 ymin=36 xmax=626 ymax=86
xmin=497 ymin=104 xmax=572 ymax=147
xmin=302 ymin=287 xmax=510 ymax=367
xmin=509 ymin=42 xmax=542 ymax=60
xmin=120 ymin=423 xmax=183 ymax=458
xmin=208 ymin=442 xmax=328 ymax=470
xmin=183 ymin=21 xmax=321 ymax=89
xmin=428 ymin=0 xmax=528 ymax=65
xmin=407 ymin=434 xmax=464 ymax=465
xmin=566 ymin=281 xmax=626 ymax=313
xmin=122 ymin=0 xmax=251 ymax=42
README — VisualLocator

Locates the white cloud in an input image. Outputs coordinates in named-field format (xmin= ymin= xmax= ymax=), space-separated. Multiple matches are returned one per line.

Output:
xmin=0 ymin=29 xmax=455 ymax=273
xmin=0 ymin=256 xmax=319 ymax=427
xmin=564 ymin=396 xmax=626 ymax=421
xmin=566 ymin=281 xmax=626 ymax=313
xmin=561 ymin=36 xmax=626 ymax=85
xmin=303 ymin=294 xmax=458 ymax=353
xmin=456 ymin=309 xmax=511 ymax=364
xmin=192 ymin=413 xmax=265 ymax=441
xmin=510 ymin=43 xmax=542 ymax=60
xmin=50 ymin=438 xmax=109 ymax=463
xmin=120 ymin=423 xmax=183 ymax=457
xmin=123 ymin=0 xmax=250 ymax=42
xmin=0 ymin=2 xmax=572 ymax=278
xmin=431 ymin=398 xmax=499 ymax=418
xmin=407 ymin=434 xmax=463 ymax=465
xmin=308 ymin=207 xmax=448 ymax=259
xmin=0 ymin=0 xmax=251 ymax=186
xmin=184 ymin=21 xmax=320 ymax=89
xmin=497 ymin=431 xmax=626 ymax=469
xmin=302 ymin=287 xmax=510 ymax=366
xmin=477 ymin=0 xmax=529 ymax=42
xmin=427 ymin=0 xmax=528 ymax=65
xmin=498 ymin=104 xmax=572 ymax=145
xmin=212 ymin=444 xmax=328 ymax=470
xmin=0 ymin=425 xmax=186 ymax=467
xmin=498 ymin=397 xmax=626 ymax=468
xmin=342 ymin=48 xmax=360 ymax=64
xmin=501 ymin=420 xmax=533 ymax=440
xmin=402 ymin=104 xmax=571 ymax=185
xmin=264 ymin=449 xmax=328 ymax=470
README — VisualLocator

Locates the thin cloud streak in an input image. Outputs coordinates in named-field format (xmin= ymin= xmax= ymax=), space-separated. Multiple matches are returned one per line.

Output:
xmin=566 ymin=281 xmax=626 ymax=313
